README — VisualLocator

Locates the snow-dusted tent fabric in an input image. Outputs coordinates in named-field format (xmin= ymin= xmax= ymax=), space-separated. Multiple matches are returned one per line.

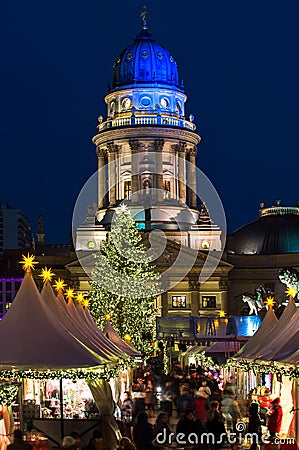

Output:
xmin=233 ymin=308 xmax=278 ymax=360
xmin=0 ymin=273 xmax=104 ymax=369
xmin=41 ymin=283 xmax=124 ymax=362
xmin=103 ymin=320 xmax=141 ymax=357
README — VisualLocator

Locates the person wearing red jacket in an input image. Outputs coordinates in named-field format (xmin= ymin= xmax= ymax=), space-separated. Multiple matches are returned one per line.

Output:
xmin=268 ymin=398 xmax=283 ymax=438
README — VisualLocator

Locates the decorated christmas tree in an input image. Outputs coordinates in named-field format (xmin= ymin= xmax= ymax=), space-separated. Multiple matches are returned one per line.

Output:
xmin=88 ymin=206 xmax=161 ymax=357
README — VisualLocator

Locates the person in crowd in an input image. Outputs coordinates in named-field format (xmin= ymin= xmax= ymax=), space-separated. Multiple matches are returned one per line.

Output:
xmin=160 ymin=381 xmax=175 ymax=417
xmin=61 ymin=436 xmax=77 ymax=450
xmin=70 ymin=431 xmax=82 ymax=450
xmin=144 ymin=380 xmax=155 ymax=418
xmin=83 ymin=430 xmax=103 ymax=450
xmin=194 ymin=381 xmax=211 ymax=423
xmin=221 ymin=391 xmax=242 ymax=432
xmin=247 ymin=402 xmax=262 ymax=450
xmin=176 ymin=384 xmax=193 ymax=418
xmin=153 ymin=412 xmax=171 ymax=443
xmin=116 ymin=437 xmax=132 ymax=450
xmin=7 ymin=430 xmax=32 ymax=450
xmin=176 ymin=408 xmax=206 ymax=443
xmin=133 ymin=412 xmax=154 ymax=450
xmin=267 ymin=398 xmax=283 ymax=439
xmin=206 ymin=401 xmax=226 ymax=446
xmin=94 ymin=438 xmax=110 ymax=450
xmin=224 ymin=377 xmax=237 ymax=398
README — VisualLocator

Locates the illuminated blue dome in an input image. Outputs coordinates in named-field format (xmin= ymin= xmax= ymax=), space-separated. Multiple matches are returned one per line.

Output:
xmin=112 ymin=29 xmax=182 ymax=91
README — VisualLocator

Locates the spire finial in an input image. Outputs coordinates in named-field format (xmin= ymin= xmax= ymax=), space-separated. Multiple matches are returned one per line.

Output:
xmin=141 ymin=5 xmax=148 ymax=30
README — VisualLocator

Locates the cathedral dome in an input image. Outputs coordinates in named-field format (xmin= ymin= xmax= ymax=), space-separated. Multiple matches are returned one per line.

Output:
xmin=112 ymin=28 xmax=182 ymax=91
xmin=227 ymin=204 xmax=299 ymax=255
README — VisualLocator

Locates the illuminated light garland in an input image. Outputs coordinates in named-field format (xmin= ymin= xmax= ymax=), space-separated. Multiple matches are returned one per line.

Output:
xmin=226 ymin=358 xmax=299 ymax=378
xmin=0 ymin=365 xmax=128 ymax=381
xmin=0 ymin=385 xmax=19 ymax=405
xmin=194 ymin=351 xmax=219 ymax=369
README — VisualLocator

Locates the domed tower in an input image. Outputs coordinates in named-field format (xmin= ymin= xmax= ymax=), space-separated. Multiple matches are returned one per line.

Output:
xmin=76 ymin=10 xmax=221 ymax=252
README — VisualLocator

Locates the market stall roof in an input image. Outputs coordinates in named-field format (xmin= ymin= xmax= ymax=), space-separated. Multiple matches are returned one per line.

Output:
xmin=233 ymin=307 xmax=278 ymax=360
xmin=0 ymin=273 xmax=105 ymax=370
xmin=269 ymin=328 xmax=299 ymax=364
xmin=41 ymin=283 xmax=124 ymax=361
xmin=254 ymin=298 xmax=298 ymax=361
xmin=65 ymin=297 xmax=128 ymax=359
xmin=103 ymin=319 xmax=141 ymax=358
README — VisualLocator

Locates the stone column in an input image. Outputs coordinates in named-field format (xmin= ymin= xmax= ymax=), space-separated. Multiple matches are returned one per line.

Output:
xmin=188 ymin=146 xmax=197 ymax=209
xmin=178 ymin=142 xmax=187 ymax=203
xmin=96 ymin=147 xmax=106 ymax=209
xmin=154 ymin=139 xmax=164 ymax=203
xmin=107 ymin=143 xmax=119 ymax=207
xmin=189 ymin=280 xmax=200 ymax=315
xmin=219 ymin=279 xmax=229 ymax=313
xmin=129 ymin=139 xmax=141 ymax=203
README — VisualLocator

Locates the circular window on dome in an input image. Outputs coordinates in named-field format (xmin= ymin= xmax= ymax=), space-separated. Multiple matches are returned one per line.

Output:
xmin=157 ymin=52 xmax=164 ymax=59
xmin=201 ymin=240 xmax=210 ymax=250
xmin=140 ymin=96 xmax=151 ymax=107
xmin=122 ymin=97 xmax=131 ymax=110
xmin=160 ymin=97 xmax=169 ymax=108
xmin=126 ymin=52 xmax=133 ymax=60
xmin=87 ymin=240 xmax=95 ymax=249
xmin=141 ymin=50 xmax=149 ymax=58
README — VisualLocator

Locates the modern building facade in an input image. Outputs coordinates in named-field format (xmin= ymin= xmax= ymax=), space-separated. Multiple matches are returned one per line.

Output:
xmin=0 ymin=204 xmax=33 ymax=256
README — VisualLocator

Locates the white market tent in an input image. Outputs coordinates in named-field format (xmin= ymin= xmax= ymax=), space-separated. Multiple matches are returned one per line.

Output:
xmin=103 ymin=319 xmax=141 ymax=358
xmin=0 ymin=270 xmax=138 ymax=449
xmin=0 ymin=273 xmax=106 ymax=369
xmin=233 ymin=307 xmax=278 ymax=360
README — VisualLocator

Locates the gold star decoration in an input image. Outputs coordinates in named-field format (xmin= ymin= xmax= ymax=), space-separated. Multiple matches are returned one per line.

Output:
xmin=266 ymin=296 xmax=275 ymax=308
xmin=124 ymin=334 xmax=131 ymax=343
xmin=53 ymin=278 xmax=67 ymax=293
xmin=286 ymin=286 xmax=297 ymax=298
xmin=76 ymin=292 xmax=85 ymax=304
xmin=39 ymin=267 xmax=55 ymax=283
xmin=219 ymin=310 xmax=226 ymax=317
xmin=66 ymin=288 xmax=75 ymax=301
xmin=105 ymin=313 xmax=111 ymax=321
xmin=82 ymin=298 xmax=90 ymax=308
xmin=19 ymin=253 xmax=39 ymax=273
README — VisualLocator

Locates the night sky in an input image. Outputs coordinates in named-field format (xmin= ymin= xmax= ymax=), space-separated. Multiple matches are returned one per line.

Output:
xmin=1 ymin=0 xmax=299 ymax=243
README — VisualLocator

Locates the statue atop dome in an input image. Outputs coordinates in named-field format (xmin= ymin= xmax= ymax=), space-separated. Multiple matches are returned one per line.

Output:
xmin=140 ymin=6 xmax=148 ymax=30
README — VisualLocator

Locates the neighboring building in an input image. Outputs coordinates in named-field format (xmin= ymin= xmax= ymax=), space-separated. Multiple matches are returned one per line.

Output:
xmin=0 ymin=203 xmax=33 ymax=256
xmin=226 ymin=201 xmax=299 ymax=313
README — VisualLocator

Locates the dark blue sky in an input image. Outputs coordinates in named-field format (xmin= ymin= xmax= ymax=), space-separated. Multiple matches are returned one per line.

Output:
xmin=1 ymin=0 xmax=299 ymax=243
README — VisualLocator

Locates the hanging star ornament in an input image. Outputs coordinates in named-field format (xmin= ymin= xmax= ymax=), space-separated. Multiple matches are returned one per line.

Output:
xmin=66 ymin=288 xmax=75 ymax=300
xmin=266 ymin=296 xmax=275 ymax=308
xmin=19 ymin=253 xmax=39 ymax=273
xmin=53 ymin=278 xmax=67 ymax=292
xmin=39 ymin=267 xmax=55 ymax=283
xmin=219 ymin=310 xmax=226 ymax=317
xmin=82 ymin=298 xmax=90 ymax=308
xmin=105 ymin=313 xmax=111 ymax=321
xmin=116 ymin=203 xmax=128 ymax=214
xmin=286 ymin=286 xmax=297 ymax=298
xmin=76 ymin=292 xmax=85 ymax=304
